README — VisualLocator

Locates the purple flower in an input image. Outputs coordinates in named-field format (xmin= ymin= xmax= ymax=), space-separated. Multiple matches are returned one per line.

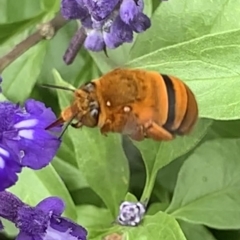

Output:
xmin=61 ymin=0 xmax=89 ymax=21
xmin=84 ymin=29 xmax=105 ymax=51
xmin=82 ymin=0 xmax=120 ymax=21
xmin=117 ymin=201 xmax=146 ymax=226
xmin=0 ymin=144 xmax=21 ymax=191
xmin=0 ymin=99 xmax=61 ymax=170
xmin=103 ymin=15 xmax=133 ymax=49
xmin=129 ymin=12 xmax=151 ymax=33
xmin=120 ymin=0 xmax=143 ymax=24
xmin=61 ymin=0 xmax=151 ymax=55
xmin=0 ymin=191 xmax=87 ymax=240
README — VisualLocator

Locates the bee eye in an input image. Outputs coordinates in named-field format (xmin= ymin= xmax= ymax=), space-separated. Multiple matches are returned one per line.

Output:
xmin=89 ymin=101 xmax=99 ymax=109
xmin=90 ymin=109 xmax=99 ymax=117
xmin=83 ymin=83 xmax=95 ymax=92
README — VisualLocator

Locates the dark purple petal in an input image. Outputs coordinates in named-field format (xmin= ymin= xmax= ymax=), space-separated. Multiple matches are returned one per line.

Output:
xmin=103 ymin=16 xmax=133 ymax=48
xmin=36 ymin=197 xmax=65 ymax=216
xmin=16 ymin=205 xmax=49 ymax=235
xmin=61 ymin=0 xmax=89 ymax=20
xmin=83 ymin=0 xmax=120 ymax=21
xmin=0 ymin=144 xmax=22 ymax=191
xmin=0 ymin=99 xmax=61 ymax=170
xmin=135 ymin=0 xmax=144 ymax=12
xmin=84 ymin=30 xmax=105 ymax=51
xmin=24 ymin=99 xmax=47 ymax=116
xmin=24 ymin=99 xmax=61 ymax=132
xmin=75 ymin=0 xmax=83 ymax=4
xmin=50 ymin=216 xmax=87 ymax=240
xmin=129 ymin=12 xmax=151 ymax=33
xmin=0 ymin=191 xmax=24 ymax=222
xmin=0 ymin=102 xmax=21 ymax=140
xmin=3 ymin=129 xmax=61 ymax=169
xmin=81 ymin=16 xmax=93 ymax=29
xmin=119 ymin=0 xmax=140 ymax=24
xmin=16 ymin=232 xmax=33 ymax=240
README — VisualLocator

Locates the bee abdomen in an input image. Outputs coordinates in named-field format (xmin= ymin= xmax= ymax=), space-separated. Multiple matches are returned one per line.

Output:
xmin=161 ymin=74 xmax=198 ymax=136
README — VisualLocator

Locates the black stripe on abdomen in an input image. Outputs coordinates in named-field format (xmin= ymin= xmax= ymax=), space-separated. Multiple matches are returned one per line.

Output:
xmin=161 ymin=74 xmax=176 ymax=132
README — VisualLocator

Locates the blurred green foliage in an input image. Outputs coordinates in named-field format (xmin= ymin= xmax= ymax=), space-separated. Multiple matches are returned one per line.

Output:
xmin=1 ymin=0 xmax=240 ymax=239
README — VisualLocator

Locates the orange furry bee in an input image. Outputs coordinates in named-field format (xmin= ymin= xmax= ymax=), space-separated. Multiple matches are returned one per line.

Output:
xmin=46 ymin=68 xmax=198 ymax=141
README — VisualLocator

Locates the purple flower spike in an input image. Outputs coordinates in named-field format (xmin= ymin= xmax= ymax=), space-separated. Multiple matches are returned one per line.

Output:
xmin=129 ymin=12 xmax=151 ymax=33
xmin=61 ymin=0 xmax=89 ymax=21
xmin=0 ymin=99 xmax=62 ymax=170
xmin=120 ymin=0 xmax=143 ymax=24
xmin=60 ymin=0 xmax=152 ymax=58
xmin=0 ymin=144 xmax=22 ymax=191
xmin=0 ymin=191 xmax=87 ymax=240
xmin=83 ymin=0 xmax=120 ymax=21
xmin=84 ymin=30 xmax=105 ymax=51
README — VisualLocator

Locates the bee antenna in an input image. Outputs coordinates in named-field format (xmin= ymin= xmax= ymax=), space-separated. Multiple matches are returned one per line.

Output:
xmin=58 ymin=114 xmax=77 ymax=139
xmin=40 ymin=83 xmax=75 ymax=92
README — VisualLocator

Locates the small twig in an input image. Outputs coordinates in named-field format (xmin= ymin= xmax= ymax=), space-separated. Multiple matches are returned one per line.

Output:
xmin=0 ymin=12 xmax=69 ymax=73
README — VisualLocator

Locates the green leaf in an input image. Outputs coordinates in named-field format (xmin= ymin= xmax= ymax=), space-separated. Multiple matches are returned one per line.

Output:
xmin=2 ymin=41 xmax=47 ymax=102
xmin=166 ymin=138 xmax=240 ymax=229
xmin=71 ymin=128 xmax=129 ymax=217
xmin=210 ymin=120 xmax=240 ymax=139
xmin=52 ymin=156 xmax=89 ymax=191
xmin=156 ymin=155 xmax=187 ymax=193
xmin=125 ymin=211 xmax=186 ymax=240
xmin=52 ymin=70 xmax=130 ymax=217
xmin=0 ymin=93 xmax=8 ymax=101
xmin=77 ymin=205 xmax=113 ymax=229
xmin=133 ymin=118 xmax=212 ymax=201
xmin=124 ymin=192 xmax=138 ymax=202
xmin=147 ymin=202 xmax=169 ymax=214
xmin=0 ymin=0 xmax=42 ymax=23
xmin=9 ymin=164 xmax=77 ymax=220
xmin=131 ymin=0 xmax=240 ymax=57
xmin=127 ymin=29 xmax=240 ymax=120
xmin=1 ymin=219 xmax=18 ymax=237
xmin=179 ymin=220 xmax=217 ymax=240
xmin=71 ymin=188 xmax=105 ymax=207
xmin=0 ymin=20 xmax=34 ymax=43
xmin=41 ymin=0 xmax=60 ymax=12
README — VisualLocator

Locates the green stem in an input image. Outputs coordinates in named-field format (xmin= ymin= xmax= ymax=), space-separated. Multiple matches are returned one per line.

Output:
xmin=0 ymin=12 xmax=68 ymax=73
xmin=140 ymin=170 xmax=158 ymax=204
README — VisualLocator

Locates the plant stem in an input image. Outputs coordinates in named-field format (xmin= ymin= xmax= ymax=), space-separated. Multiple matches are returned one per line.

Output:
xmin=0 ymin=12 xmax=69 ymax=73
xmin=140 ymin=170 xmax=158 ymax=205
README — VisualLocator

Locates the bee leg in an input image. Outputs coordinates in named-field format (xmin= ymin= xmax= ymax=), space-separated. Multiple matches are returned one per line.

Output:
xmin=71 ymin=121 xmax=83 ymax=128
xmin=143 ymin=120 xmax=174 ymax=141
xmin=128 ymin=125 xmax=146 ymax=141
xmin=100 ymin=119 xmax=112 ymax=136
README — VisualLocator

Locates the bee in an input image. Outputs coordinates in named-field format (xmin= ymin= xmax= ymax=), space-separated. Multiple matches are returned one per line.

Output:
xmin=45 ymin=68 xmax=198 ymax=141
